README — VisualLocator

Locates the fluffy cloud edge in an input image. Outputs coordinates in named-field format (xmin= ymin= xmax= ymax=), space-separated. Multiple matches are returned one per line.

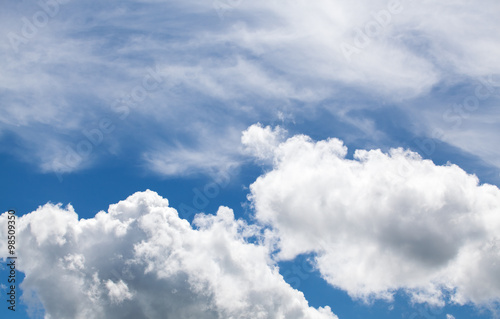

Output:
xmin=0 ymin=190 xmax=337 ymax=319
xmin=246 ymin=124 xmax=500 ymax=309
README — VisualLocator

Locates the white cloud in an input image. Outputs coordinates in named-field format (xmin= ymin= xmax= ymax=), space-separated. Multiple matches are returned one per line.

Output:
xmin=143 ymin=145 xmax=240 ymax=177
xmin=141 ymin=123 xmax=248 ymax=177
xmin=242 ymin=123 xmax=287 ymax=161
xmin=106 ymin=280 xmax=133 ymax=304
xmin=0 ymin=190 xmax=337 ymax=319
xmin=446 ymin=314 xmax=456 ymax=319
xmin=248 ymin=125 xmax=500 ymax=306
xmin=2 ymin=0 xmax=500 ymax=175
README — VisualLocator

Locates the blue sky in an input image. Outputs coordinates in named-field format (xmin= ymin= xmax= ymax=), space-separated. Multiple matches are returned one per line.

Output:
xmin=1 ymin=0 xmax=500 ymax=318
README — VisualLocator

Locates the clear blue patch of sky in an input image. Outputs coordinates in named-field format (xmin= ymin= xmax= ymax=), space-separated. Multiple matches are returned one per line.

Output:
xmin=0 ymin=150 xmax=251 ymax=223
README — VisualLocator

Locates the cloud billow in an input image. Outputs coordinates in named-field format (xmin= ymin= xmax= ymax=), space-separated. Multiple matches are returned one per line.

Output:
xmin=2 ymin=124 xmax=500 ymax=317
xmin=245 ymin=124 xmax=500 ymax=307
xmin=0 ymin=190 xmax=336 ymax=319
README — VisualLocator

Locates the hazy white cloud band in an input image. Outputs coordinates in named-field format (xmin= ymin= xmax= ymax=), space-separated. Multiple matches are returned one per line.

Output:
xmin=1 ymin=0 xmax=499 ymax=175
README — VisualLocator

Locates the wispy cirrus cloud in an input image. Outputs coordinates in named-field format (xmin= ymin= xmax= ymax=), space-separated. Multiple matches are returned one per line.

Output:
xmin=1 ymin=0 xmax=499 ymax=178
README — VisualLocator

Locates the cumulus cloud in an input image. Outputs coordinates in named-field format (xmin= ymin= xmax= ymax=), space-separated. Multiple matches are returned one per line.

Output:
xmin=242 ymin=123 xmax=287 ymax=161
xmin=0 ymin=190 xmax=336 ymax=319
xmin=248 ymin=125 xmax=500 ymax=306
